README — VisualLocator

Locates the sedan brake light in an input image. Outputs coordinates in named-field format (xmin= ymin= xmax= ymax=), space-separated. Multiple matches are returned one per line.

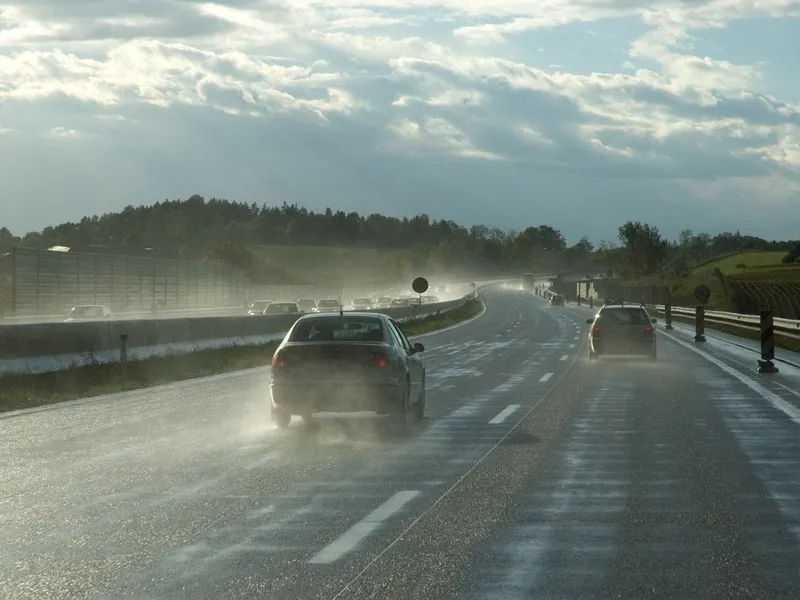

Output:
xmin=590 ymin=325 xmax=600 ymax=336
xmin=644 ymin=325 xmax=654 ymax=333
xmin=272 ymin=353 xmax=285 ymax=367
xmin=376 ymin=356 xmax=390 ymax=368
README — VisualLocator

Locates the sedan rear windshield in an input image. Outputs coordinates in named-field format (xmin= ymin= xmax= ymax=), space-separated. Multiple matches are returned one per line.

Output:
xmin=352 ymin=298 xmax=373 ymax=304
xmin=289 ymin=317 xmax=385 ymax=342
xmin=317 ymin=300 xmax=340 ymax=308
xmin=597 ymin=309 xmax=649 ymax=325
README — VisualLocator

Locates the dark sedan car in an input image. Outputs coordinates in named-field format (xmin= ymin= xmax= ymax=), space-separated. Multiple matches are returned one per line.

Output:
xmin=550 ymin=294 xmax=565 ymax=307
xmin=269 ymin=312 xmax=426 ymax=430
xmin=587 ymin=304 xmax=658 ymax=360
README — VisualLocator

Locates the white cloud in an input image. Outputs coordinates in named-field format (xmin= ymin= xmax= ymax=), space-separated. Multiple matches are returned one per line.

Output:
xmin=48 ymin=127 xmax=82 ymax=138
xmin=0 ymin=0 xmax=799 ymax=240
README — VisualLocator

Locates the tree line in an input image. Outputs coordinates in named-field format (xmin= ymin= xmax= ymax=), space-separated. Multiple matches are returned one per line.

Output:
xmin=0 ymin=195 xmax=797 ymax=283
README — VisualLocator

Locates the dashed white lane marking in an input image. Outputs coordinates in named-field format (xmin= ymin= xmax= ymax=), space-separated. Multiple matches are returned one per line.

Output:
xmin=560 ymin=355 xmax=569 ymax=361
xmin=308 ymin=491 xmax=421 ymax=564
xmin=573 ymin=336 xmax=579 ymax=341
xmin=540 ymin=373 xmax=553 ymax=382
xmin=489 ymin=405 xmax=520 ymax=424
xmin=569 ymin=344 xmax=576 ymax=348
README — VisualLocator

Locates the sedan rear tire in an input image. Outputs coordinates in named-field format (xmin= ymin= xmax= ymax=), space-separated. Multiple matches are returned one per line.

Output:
xmin=390 ymin=382 xmax=410 ymax=433
xmin=414 ymin=376 xmax=426 ymax=420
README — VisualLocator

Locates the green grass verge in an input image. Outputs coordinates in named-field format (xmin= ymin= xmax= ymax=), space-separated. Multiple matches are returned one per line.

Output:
xmin=0 ymin=297 xmax=483 ymax=414
xmin=399 ymin=297 xmax=483 ymax=337
xmin=694 ymin=251 xmax=787 ymax=274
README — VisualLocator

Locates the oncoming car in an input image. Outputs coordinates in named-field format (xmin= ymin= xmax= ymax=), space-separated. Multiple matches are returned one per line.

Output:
xmin=373 ymin=297 xmax=393 ymax=310
xmin=65 ymin=305 xmax=113 ymax=322
xmin=297 ymin=298 xmax=316 ymax=313
xmin=314 ymin=299 xmax=342 ymax=313
xmin=248 ymin=300 xmax=273 ymax=316
xmin=269 ymin=312 xmax=426 ymax=429
xmin=263 ymin=302 xmax=300 ymax=315
xmin=350 ymin=297 xmax=374 ymax=311
xmin=587 ymin=303 xmax=658 ymax=361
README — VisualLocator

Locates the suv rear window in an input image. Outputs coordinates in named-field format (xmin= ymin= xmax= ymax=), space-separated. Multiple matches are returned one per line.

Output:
xmin=596 ymin=308 xmax=649 ymax=325
xmin=289 ymin=317 xmax=384 ymax=342
xmin=265 ymin=303 xmax=298 ymax=314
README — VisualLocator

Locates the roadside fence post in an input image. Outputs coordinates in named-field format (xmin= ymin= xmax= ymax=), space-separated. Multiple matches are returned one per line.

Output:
xmin=120 ymin=333 xmax=128 ymax=384
xmin=757 ymin=310 xmax=779 ymax=373
xmin=665 ymin=303 xmax=674 ymax=330
xmin=694 ymin=305 xmax=706 ymax=342
xmin=589 ymin=297 xmax=593 ymax=309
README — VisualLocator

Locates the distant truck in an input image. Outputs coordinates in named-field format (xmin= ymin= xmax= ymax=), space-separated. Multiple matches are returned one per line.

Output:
xmin=522 ymin=273 xmax=536 ymax=291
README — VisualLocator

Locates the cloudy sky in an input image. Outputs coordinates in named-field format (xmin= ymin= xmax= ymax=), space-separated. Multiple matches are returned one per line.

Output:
xmin=1 ymin=0 xmax=799 ymax=243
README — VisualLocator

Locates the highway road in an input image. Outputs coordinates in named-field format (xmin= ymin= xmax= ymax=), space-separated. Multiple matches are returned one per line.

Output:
xmin=3 ymin=286 xmax=800 ymax=599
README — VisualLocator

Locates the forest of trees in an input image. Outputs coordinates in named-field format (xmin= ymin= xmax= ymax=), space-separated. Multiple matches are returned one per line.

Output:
xmin=1 ymin=195 xmax=797 ymax=283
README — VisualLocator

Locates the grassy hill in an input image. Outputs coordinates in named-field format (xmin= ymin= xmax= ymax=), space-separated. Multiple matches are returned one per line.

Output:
xmin=693 ymin=251 xmax=787 ymax=274
xmin=254 ymin=245 xmax=419 ymax=285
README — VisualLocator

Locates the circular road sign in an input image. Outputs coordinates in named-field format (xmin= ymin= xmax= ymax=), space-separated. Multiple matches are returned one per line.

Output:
xmin=412 ymin=277 xmax=429 ymax=294
xmin=693 ymin=284 xmax=711 ymax=303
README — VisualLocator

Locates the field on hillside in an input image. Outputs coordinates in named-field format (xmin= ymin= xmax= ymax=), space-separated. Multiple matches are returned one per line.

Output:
xmin=694 ymin=251 xmax=787 ymax=274
xmin=254 ymin=245 xmax=417 ymax=285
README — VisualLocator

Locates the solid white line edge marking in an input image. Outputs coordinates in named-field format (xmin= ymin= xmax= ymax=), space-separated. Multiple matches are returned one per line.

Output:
xmin=488 ymin=405 xmax=520 ymax=424
xmin=309 ymin=491 xmax=421 ymax=564
xmin=539 ymin=373 xmax=553 ymax=382
xmin=666 ymin=335 xmax=800 ymax=425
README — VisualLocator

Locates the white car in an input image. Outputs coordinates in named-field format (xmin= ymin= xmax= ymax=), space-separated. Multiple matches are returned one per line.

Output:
xmin=350 ymin=297 xmax=374 ymax=311
xmin=65 ymin=305 xmax=114 ymax=322
xmin=314 ymin=299 xmax=342 ymax=313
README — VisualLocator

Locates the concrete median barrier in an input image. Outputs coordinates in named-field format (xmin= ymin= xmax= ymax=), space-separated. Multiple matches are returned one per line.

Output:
xmin=0 ymin=286 xmax=496 ymax=374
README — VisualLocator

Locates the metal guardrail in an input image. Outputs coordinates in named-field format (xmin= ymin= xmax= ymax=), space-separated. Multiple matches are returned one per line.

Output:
xmin=653 ymin=305 xmax=800 ymax=339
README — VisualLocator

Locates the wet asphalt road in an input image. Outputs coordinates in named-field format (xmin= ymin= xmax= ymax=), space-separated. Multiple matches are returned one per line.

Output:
xmin=3 ymin=286 xmax=800 ymax=599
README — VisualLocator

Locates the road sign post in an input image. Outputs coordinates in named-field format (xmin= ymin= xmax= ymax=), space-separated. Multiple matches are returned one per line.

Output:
xmin=694 ymin=305 xmax=706 ymax=342
xmin=692 ymin=284 xmax=709 ymax=342
xmin=757 ymin=309 xmax=779 ymax=373
xmin=120 ymin=333 xmax=128 ymax=386
xmin=411 ymin=277 xmax=428 ymax=317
